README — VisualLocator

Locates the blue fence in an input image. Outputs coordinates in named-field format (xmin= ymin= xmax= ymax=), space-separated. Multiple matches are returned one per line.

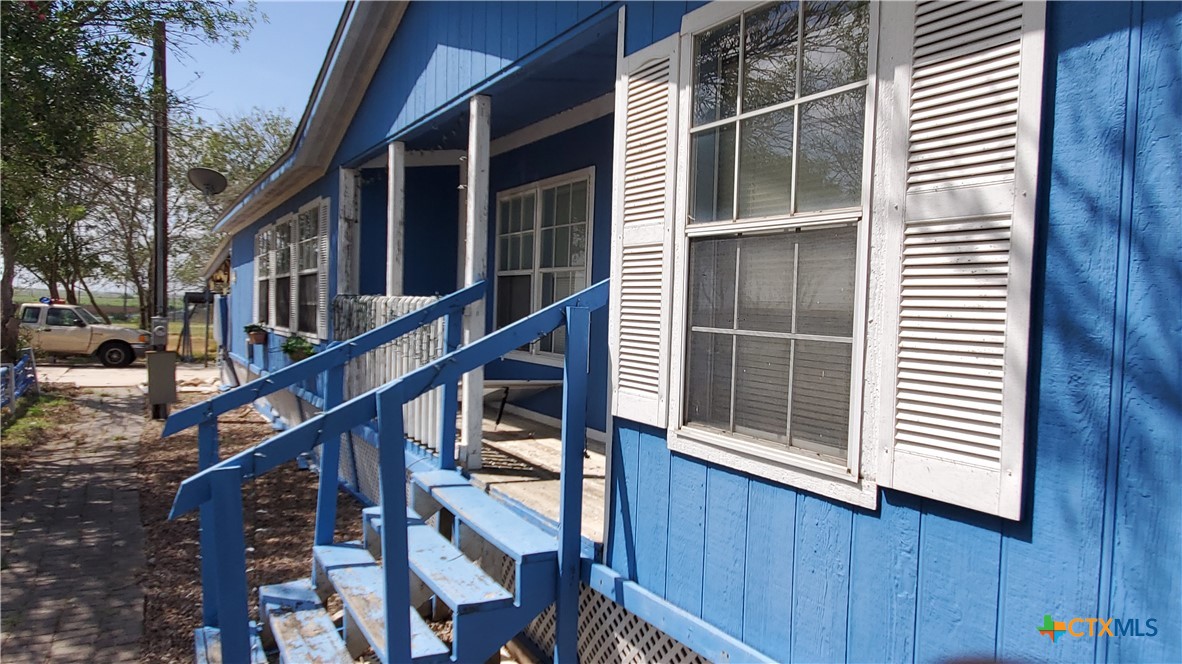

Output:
xmin=1 ymin=349 xmax=39 ymax=413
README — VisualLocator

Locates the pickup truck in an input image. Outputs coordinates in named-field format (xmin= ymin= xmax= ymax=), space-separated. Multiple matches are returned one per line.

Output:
xmin=17 ymin=302 xmax=149 ymax=367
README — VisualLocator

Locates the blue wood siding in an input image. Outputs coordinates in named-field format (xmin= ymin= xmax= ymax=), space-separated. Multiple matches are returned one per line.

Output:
xmin=335 ymin=1 xmax=612 ymax=166
xmin=607 ymin=2 xmax=1182 ymax=662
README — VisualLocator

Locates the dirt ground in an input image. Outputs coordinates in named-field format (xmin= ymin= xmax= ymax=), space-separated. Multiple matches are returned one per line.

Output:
xmin=137 ymin=394 xmax=365 ymax=662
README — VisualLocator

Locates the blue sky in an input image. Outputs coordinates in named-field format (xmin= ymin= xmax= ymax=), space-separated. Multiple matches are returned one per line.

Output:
xmin=170 ymin=1 xmax=346 ymax=122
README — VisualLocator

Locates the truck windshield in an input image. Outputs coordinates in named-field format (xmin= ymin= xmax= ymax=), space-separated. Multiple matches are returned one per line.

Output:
xmin=76 ymin=308 xmax=101 ymax=325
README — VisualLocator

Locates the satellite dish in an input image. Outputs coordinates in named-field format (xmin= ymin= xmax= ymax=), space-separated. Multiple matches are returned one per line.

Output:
xmin=187 ymin=167 xmax=228 ymax=196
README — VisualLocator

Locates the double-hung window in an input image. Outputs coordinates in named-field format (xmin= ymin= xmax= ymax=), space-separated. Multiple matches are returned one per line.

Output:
xmin=677 ymin=1 xmax=870 ymax=474
xmin=254 ymin=197 xmax=330 ymax=339
xmin=495 ymin=169 xmax=593 ymax=358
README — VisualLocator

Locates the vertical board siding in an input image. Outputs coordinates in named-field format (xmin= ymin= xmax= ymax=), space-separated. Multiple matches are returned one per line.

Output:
xmin=913 ymin=505 xmax=1001 ymax=662
xmin=1108 ymin=2 xmax=1182 ymax=662
xmin=789 ymin=495 xmax=852 ymax=663
xmin=608 ymin=424 xmax=640 ymax=578
xmin=742 ymin=479 xmax=796 ymax=659
xmin=846 ymin=491 xmax=921 ymax=664
xmin=701 ymin=467 xmax=748 ymax=639
xmin=664 ymin=453 xmax=706 ymax=617
xmin=635 ymin=426 xmax=671 ymax=596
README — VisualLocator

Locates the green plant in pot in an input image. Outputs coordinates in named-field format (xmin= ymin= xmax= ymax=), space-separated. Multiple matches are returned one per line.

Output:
xmin=244 ymin=323 xmax=267 ymax=344
xmin=281 ymin=335 xmax=316 ymax=362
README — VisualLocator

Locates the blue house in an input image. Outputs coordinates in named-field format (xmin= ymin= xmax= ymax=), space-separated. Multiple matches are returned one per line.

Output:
xmin=173 ymin=1 xmax=1180 ymax=662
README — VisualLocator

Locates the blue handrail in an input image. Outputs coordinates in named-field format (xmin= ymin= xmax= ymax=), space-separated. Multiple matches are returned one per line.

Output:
xmin=170 ymin=279 xmax=608 ymax=663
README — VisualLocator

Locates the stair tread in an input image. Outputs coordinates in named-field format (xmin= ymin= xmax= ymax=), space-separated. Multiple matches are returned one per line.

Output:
xmin=413 ymin=470 xmax=558 ymax=563
xmin=194 ymin=626 xmax=267 ymax=664
xmin=315 ymin=545 xmax=451 ymax=663
xmin=260 ymin=580 xmax=352 ymax=664
xmin=407 ymin=520 xmax=515 ymax=612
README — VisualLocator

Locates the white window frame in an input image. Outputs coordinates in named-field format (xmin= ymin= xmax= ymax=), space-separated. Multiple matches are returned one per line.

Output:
xmin=494 ymin=167 xmax=596 ymax=367
xmin=254 ymin=197 xmax=329 ymax=340
xmin=255 ymin=225 xmax=272 ymax=327
xmin=666 ymin=1 xmax=881 ymax=508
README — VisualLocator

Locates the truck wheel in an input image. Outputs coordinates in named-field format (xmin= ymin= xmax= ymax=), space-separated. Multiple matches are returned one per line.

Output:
xmin=98 ymin=342 xmax=134 ymax=368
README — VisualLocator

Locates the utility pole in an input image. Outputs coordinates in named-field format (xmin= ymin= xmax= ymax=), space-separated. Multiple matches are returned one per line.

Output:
xmin=148 ymin=20 xmax=176 ymax=419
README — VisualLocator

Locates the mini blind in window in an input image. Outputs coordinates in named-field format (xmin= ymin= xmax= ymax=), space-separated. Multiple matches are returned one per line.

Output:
xmin=609 ymin=34 xmax=680 ymax=428
xmin=881 ymin=0 xmax=1045 ymax=520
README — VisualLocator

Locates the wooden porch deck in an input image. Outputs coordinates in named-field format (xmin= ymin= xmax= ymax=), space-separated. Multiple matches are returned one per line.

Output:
xmin=472 ymin=406 xmax=606 ymax=543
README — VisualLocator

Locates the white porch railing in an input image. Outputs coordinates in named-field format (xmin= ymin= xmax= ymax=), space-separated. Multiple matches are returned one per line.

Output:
xmin=333 ymin=295 xmax=445 ymax=452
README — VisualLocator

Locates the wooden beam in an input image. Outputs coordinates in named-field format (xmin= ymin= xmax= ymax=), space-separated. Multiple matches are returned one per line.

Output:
xmin=386 ymin=141 xmax=405 ymax=296
xmin=337 ymin=167 xmax=360 ymax=296
xmin=461 ymin=96 xmax=490 ymax=470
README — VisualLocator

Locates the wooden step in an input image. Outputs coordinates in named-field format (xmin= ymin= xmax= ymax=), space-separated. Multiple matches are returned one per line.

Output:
xmin=259 ymin=579 xmax=352 ymax=664
xmin=363 ymin=507 xmax=515 ymax=614
xmin=194 ymin=626 xmax=266 ymax=664
xmin=412 ymin=469 xmax=558 ymax=563
xmin=313 ymin=544 xmax=451 ymax=663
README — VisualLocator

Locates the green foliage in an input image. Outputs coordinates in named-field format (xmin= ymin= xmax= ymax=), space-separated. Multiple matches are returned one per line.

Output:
xmin=280 ymin=335 xmax=314 ymax=358
xmin=243 ymin=323 xmax=266 ymax=333
xmin=1 ymin=391 xmax=71 ymax=448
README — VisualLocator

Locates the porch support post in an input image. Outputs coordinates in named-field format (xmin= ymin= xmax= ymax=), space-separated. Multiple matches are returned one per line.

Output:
xmin=197 ymin=420 xmax=219 ymax=626
xmin=555 ymin=306 xmax=589 ymax=663
xmin=338 ymin=167 xmax=360 ymax=296
xmin=386 ymin=141 xmax=405 ymax=296
xmin=461 ymin=95 xmax=490 ymax=470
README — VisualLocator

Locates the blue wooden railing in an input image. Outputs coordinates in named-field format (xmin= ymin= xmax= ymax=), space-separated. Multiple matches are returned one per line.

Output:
xmin=161 ymin=281 xmax=484 ymax=631
xmin=169 ymin=280 xmax=608 ymax=663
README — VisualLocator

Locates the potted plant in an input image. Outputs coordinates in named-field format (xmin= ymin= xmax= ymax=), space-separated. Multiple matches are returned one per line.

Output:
xmin=281 ymin=335 xmax=315 ymax=362
xmin=244 ymin=324 xmax=268 ymax=345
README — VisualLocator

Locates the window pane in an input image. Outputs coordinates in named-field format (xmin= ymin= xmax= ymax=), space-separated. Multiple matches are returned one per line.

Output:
xmin=801 ymin=0 xmax=869 ymax=97
xmin=541 ymin=190 xmax=555 ymax=228
xmin=736 ymin=233 xmax=795 ymax=333
xmin=276 ymin=276 xmax=292 ymax=326
xmin=555 ymin=185 xmax=571 ymax=227
xmin=570 ymin=223 xmax=587 ymax=268
xmin=795 ymin=225 xmax=856 ymax=335
xmin=510 ymin=197 xmax=522 ymax=233
xmin=553 ymin=226 xmax=570 ymax=268
xmin=790 ymin=340 xmax=851 ymax=455
xmin=540 ymin=229 xmax=554 ymax=269
xmin=498 ymin=237 xmax=509 ymax=271
xmin=521 ymin=232 xmax=534 ymax=270
xmin=522 ymin=193 xmax=536 ymax=232
xmin=274 ymin=223 xmax=291 ymax=273
xmin=496 ymin=275 xmax=532 ymax=329
xmin=743 ymin=1 xmax=800 ymax=112
xmin=796 ymin=88 xmax=865 ymax=212
xmin=570 ymin=181 xmax=588 ymax=224
xmin=693 ymin=18 xmax=741 ymax=125
xmin=685 ymin=331 xmax=733 ymax=430
xmin=738 ymin=108 xmax=794 ymax=219
xmin=690 ymin=124 xmax=737 ymax=224
xmin=689 ymin=237 xmax=737 ymax=329
xmin=298 ymin=273 xmax=317 ymax=333
xmin=733 ymin=336 xmax=792 ymax=441
xmin=299 ymin=238 xmax=318 ymax=272
xmin=498 ymin=200 xmax=511 ymax=233
xmin=259 ymin=283 xmax=269 ymax=325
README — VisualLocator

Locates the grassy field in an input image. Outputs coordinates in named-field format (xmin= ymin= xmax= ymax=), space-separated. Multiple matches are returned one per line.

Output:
xmin=110 ymin=319 xmax=218 ymax=362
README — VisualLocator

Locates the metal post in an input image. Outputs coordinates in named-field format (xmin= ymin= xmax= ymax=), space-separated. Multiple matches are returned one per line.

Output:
xmin=209 ymin=467 xmax=251 ymax=662
xmin=377 ymin=387 xmax=412 ymax=664
xmin=437 ymin=310 xmax=463 ymax=470
xmin=149 ymin=20 xmax=174 ymax=420
xmin=555 ymin=306 xmax=589 ymax=663
xmin=314 ymin=363 xmax=345 ymax=545
xmin=197 ymin=420 xmax=220 ymax=626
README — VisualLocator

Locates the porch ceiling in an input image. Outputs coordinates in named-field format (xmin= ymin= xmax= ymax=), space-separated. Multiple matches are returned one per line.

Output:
xmin=401 ymin=12 xmax=617 ymax=153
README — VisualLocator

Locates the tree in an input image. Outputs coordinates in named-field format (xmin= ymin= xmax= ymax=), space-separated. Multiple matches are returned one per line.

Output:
xmin=77 ymin=109 xmax=293 ymax=328
xmin=0 ymin=0 xmax=256 ymax=361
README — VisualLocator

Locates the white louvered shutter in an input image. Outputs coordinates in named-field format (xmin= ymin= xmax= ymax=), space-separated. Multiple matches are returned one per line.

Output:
xmin=317 ymin=198 xmax=331 ymax=339
xmin=608 ymin=35 xmax=680 ymax=428
xmin=880 ymin=1 xmax=1045 ymax=520
xmin=289 ymin=219 xmax=299 ymax=331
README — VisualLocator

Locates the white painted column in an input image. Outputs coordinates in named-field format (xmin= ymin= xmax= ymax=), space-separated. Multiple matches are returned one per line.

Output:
xmin=461 ymin=95 xmax=490 ymax=470
xmin=337 ymin=167 xmax=360 ymax=296
xmin=386 ymin=141 xmax=406 ymax=296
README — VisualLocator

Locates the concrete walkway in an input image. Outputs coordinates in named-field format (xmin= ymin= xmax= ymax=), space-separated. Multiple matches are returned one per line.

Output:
xmin=37 ymin=362 xmax=219 ymax=391
xmin=1 ymin=389 xmax=147 ymax=663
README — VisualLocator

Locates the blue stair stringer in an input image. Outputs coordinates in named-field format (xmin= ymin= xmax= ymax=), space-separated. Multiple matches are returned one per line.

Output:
xmin=169 ymin=280 xmax=608 ymax=663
